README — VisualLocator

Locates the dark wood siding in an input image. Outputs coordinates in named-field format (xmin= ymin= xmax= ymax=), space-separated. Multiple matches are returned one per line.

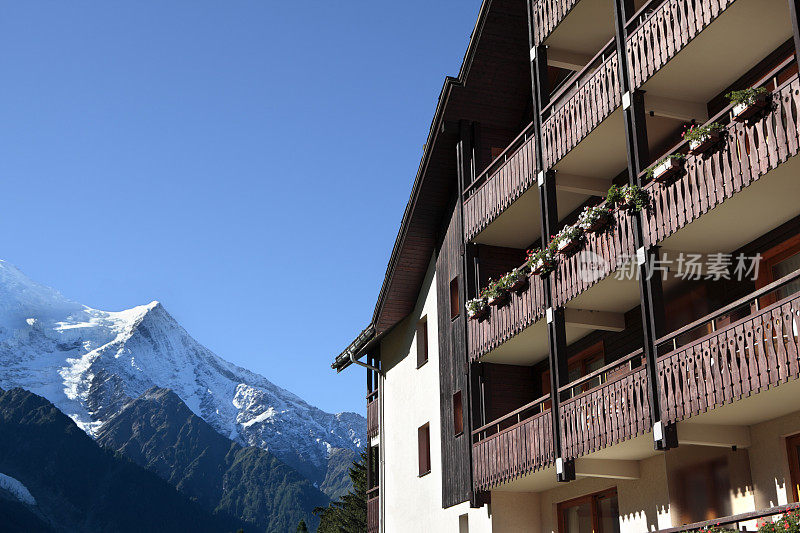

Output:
xmin=436 ymin=203 xmax=472 ymax=508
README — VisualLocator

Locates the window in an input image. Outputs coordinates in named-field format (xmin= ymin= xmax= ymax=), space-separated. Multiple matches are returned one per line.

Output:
xmin=542 ymin=342 xmax=606 ymax=401
xmin=418 ymin=423 xmax=431 ymax=476
xmin=756 ymin=233 xmax=800 ymax=306
xmin=450 ymin=277 xmax=460 ymax=320
xmin=367 ymin=444 xmax=380 ymax=491
xmin=787 ymin=433 xmax=800 ymax=503
xmin=675 ymin=458 xmax=731 ymax=525
xmin=558 ymin=488 xmax=619 ymax=533
xmin=453 ymin=391 xmax=463 ymax=436
xmin=416 ymin=318 xmax=428 ymax=368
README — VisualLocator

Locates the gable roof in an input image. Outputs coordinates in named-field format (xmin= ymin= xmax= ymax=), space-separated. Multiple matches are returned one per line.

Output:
xmin=333 ymin=0 xmax=531 ymax=371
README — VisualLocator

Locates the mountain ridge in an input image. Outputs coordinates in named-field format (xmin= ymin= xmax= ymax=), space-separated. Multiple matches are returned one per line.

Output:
xmin=0 ymin=259 xmax=364 ymax=496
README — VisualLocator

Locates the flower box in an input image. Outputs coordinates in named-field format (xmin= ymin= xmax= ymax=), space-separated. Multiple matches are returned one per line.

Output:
xmin=651 ymin=158 xmax=682 ymax=182
xmin=732 ymin=93 xmax=768 ymax=122
xmin=556 ymin=236 xmax=581 ymax=256
xmin=580 ymin=209 xmax=611 ymax=233
xmin=689 ymin=132 xmax=719 ymax=155
xmin=509 ymin=275 xmax=528 ymax=292
xmin=530 ymin=258 xmax=555 ymax=276
xmin=467 ymin=300 xmax=489 ymax=321
xmin=488 ymin=291 xmax=509 ymax=307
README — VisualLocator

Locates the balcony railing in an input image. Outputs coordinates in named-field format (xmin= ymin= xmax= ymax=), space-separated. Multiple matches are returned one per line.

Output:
xmin=472 ymin=395 xmax=553 ymax=491
xmin=551 ymin=198 xmax=638 ymax=308
xmin=657 ymin=502 xmax=800 ymax=532
xmin=462 ymin=123 xmax=537 ymax=242
xmin=627 ymin=0 xmax=737 ymax=90
xmin=467 ymin=265 xmax=547 ymax=362
xmin=367 ymin=393 xmax=379 ymax=439
xmin=541 ymin=41 xmax=621 ymax=170
xmin=656 ymin=268 xmax=800 ymax=426
xmin=559 ymin=349 xmax=651 ymax=460
xmin=531 ymin=0 xmax=581 ymax=47
xmin=367 ymin=489 xmax=379 ymax=533
xmin=643 ymin=71 xmax=800 ymax=248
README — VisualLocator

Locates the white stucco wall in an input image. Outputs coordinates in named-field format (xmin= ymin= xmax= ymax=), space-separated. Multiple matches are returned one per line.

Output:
xmin=380 ymin=256 xmax=495 ymax=532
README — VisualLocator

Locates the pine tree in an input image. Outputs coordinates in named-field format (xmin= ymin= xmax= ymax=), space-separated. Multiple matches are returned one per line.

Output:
xmin=313 ymin=451 xmax=367 ymax=533
xmin=296 ymin=519 xmax=309 ymax=532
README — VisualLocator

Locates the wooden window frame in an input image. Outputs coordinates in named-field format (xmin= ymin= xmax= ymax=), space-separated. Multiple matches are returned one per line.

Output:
xmin=418 ymin=423 xmax=431 ymax=477
xmin=556 ymin=487 xmax=618 ymax=533
xmin=416 ymin=317 xmax=429 ymax=368
xmin=787 ymin=433 xmax=800 ymax=503
xmin=542 ymin=341 xmax=605 ymax=401
xmin=453 ymin=390 xmax=464 ymax=437
xmin=755 ymin=233 xmax=800 ymax=307
xmin=450 ymin=276 xmax=460 ymax=320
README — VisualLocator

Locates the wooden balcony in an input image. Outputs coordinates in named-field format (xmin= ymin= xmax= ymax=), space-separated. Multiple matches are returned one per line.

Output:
xmin=472 ymin=395 xmax=554 ymax=492
xmin=626 ymin=0 xmax=738 ymax=91
xmin=463 ymin=124 xmax=537 ymax=243
xmin=541 ymin=42 xmax=622 ymax=171
xmin=367 ymin=394 xmax=379 ymax=439
xmin=367 ymin=490 xmax=379 ymax=533
xmin=643 ymin=72 xmax=800 ymax=248
xmin=559 ymin=349 xmax=651 ymax=461
xmin=550 ymin=199 xmax=638 ymax=308
xmin=531 ymin=0 xmax=581 ymax=47
xmin=656 ymin=269 xmax=800 ymax=427
xmin=467 ymin=266 xmax=547 ymax=363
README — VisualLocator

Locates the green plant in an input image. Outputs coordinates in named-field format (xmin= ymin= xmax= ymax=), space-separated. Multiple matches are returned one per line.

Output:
xmin=555 ymin=224 xmax=583 ymax=244
xmin=621 ymin=184 xmax=648 ymax=211
xmin=502 ymin=267 xmax=528 ymax=286
xmin=645 ymin=153 xmax=686 ymax=180
xmin=682 ymin=122 xmax=724 ymax=144
xmin=606 ymin=184 xmax=623 ymax=206
xmin=482 ymin=278 xmax=508 ymax=301
xmin=526 ymin=246 xmax=556 ymax=275
xmin=757 ymin=508 xmax=800 ymax=533
xmin=466 ymin=296 xmax=488 ymax=318
xmin=727 ymin=86 xmax=768 ymax=106
xmin=577 ymin=204 xmax=613 ymax=231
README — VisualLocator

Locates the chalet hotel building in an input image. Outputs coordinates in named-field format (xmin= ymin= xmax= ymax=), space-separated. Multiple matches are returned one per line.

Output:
xmin=332 ymin=0 xmax=800 ymax=531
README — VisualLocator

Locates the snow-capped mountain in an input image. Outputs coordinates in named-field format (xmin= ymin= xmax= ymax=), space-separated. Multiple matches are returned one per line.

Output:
xmin=0 ymin=260 xmax=364 ymax=488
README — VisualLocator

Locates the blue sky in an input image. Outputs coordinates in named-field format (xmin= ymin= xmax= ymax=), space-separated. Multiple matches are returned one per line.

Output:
xmin=0 ymin=1 xmax=483 ymax=414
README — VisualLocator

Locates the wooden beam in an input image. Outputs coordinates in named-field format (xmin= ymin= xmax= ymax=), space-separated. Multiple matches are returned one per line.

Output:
xmin=565 ymin=308 xmax=626 ymax=332
xmin=644 ymin=95 xmax=709 ymax=122
xmin=575 ymin=458 xmax=640 ymax=480
xmin=555 ymin=173 xmax=610 ymax=196
xmin=677 ymin=423 xmax=752 ymax=448
xmin=547 ymin=48 xmax=593 ymax=71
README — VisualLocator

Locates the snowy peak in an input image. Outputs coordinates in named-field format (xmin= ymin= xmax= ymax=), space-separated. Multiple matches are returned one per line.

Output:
xmin=0 ymin=260 xmax=364 ymax=492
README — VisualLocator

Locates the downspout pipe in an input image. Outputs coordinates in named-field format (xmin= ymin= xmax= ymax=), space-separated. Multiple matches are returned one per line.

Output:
xmin=350 ymin=352 xmax=383 ymax=375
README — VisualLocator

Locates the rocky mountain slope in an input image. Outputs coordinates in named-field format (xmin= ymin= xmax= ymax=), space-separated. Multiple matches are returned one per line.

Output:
xmin=0 ymin=387 xmax=246 ymax=532
xmin=96 ymin=386 xmax=329 ymax=531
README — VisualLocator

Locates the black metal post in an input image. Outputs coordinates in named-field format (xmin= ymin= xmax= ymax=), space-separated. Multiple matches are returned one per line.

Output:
xmin=613 ymin=0 xmax=676 ymax=451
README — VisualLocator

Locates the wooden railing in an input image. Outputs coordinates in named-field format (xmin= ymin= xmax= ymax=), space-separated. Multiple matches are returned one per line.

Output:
xmin=463 ymin=123 xmax=537 ymax=242
xmin=367 ymin=395 xmax=379 ymax=439
xmin=531 ymin=0 xmax=581 ymax=47
xmin=559 ymin=350 xmax=651 ymax=460
xmin=551 ymin=200 xmax=638 ymax=308
xmin=541 ymin=42 xmax=621 ymax=170
xmin=472 ymin=395 xmax=554 ymax=491
xmin=467 ymin=268 xmax=547 ymax=362
xmin=656 ymin=269 xmax=800 ymax=426
xmin=367 ymin=491 xmax=379 ymax=533
xmin=627 ymin=0 xmax=737 ymax=90
xmin=642 ymin=73 xmax=800 ymax=247
xmin=658 ymin=502 xmax=800 ymax=532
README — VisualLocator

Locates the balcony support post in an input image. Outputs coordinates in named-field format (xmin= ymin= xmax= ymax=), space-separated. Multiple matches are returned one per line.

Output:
xmin=457 ymin=119 xmax=489 ymax=508
xmin=789 ymin=0 xmax=800 ymax=64
xmin=613 ymin=0 xmax=677 ymax=451
xmin=527 ymin=1 xmax=573 ymax=483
